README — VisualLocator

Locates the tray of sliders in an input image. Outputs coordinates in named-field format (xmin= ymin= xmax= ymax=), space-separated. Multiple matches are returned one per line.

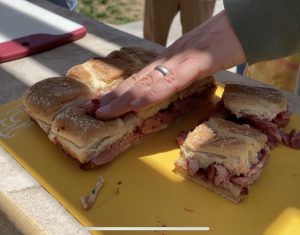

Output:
xmin=0 ymin=47 xmax=300 ymax=235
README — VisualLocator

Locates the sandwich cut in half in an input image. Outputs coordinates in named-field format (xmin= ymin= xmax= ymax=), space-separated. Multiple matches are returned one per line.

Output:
xmin=175 ymin=117 xmax=269 ymax=203
xmin=213 ymin=84 xmax=294 ymax=148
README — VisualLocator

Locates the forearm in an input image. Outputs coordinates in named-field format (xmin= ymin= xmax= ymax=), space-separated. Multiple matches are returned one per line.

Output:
xmin=224 ymin=0 xmax=300 ymax=64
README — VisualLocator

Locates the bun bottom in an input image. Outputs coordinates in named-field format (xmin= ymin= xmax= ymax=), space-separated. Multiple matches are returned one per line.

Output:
xmin=35 ymin=119 xmax=51 ymax=133
xmin=175 ymin=167 xmax=244 ymax=204
xmin=28 ymin=116 xmax=51 ymax=134
xmin=80 ymin=131 xmax=145 ymax=169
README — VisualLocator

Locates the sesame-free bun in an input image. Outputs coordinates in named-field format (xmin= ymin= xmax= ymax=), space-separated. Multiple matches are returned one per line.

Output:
xmin=66 ymin=57 xmax=129 ymax=91
xmin=66 ymin=47 xmax=158 ymax=92
xmin=223 ymin=84 xmax=288 ymax=120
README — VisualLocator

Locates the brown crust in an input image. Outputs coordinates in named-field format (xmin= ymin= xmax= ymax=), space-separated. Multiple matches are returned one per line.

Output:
xmin=67 ymin=47 xmax=158 ymax=91
xmin=23 ymin=77 xmax=94 ymax=125
xmin=66 ymin=57 xmax=128 ymax=91
xmin=223 ymin=84 xmax=288 ymax=120
xmin=107 ymin=47 xmax=158 ymax=67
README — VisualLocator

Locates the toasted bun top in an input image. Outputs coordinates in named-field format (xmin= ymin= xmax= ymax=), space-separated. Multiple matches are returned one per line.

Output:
xmin=223 ymin=84 xmax=288 ymax=120
xmin=107 ymin=47 xmax=158 ymax=70
xmin=66 ymin=57 xmax=128 ymax=91
xmin=51 ymin=101 xmax=141 ymax=148
xmin=66 ymin=47 xmax=158 ymax=91
xmin=182 ymin=118 xmax=267 ymax=175
xmin=23 ymin=77 xmax=94 ymax=124
xmin=136 ymin=76 xmax=216 ymax=119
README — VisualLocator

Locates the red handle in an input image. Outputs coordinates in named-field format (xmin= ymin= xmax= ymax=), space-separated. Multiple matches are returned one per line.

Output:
xmin=0 ymin=27 xmax=87 ymax=63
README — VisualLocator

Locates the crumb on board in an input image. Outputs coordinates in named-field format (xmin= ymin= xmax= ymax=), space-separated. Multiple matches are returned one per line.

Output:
xmin=81 ymin=175 xmax=104 ymax=210
xmin=184 ymin=207 xmax=194 ymax=213
xmin=114 ymin=187 xmax=120 ymax=196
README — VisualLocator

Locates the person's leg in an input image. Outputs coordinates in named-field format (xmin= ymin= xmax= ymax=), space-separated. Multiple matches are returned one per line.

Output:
xmin=246 ymin=57 xmax=299 ymax=93
xmin=180 ymin=0 xmax=216 ymax=34
xmin=143 ymin=0 xmax=179 ymax=46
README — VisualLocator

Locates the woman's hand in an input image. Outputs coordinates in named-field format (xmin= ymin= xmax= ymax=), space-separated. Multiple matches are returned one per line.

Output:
xmin=93 ymin=10 xmax=246 ymax=120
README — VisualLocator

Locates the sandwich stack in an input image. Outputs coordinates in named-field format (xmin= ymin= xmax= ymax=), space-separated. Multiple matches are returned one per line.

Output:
xmin=23 ymin=47 xmax=216 ymax=170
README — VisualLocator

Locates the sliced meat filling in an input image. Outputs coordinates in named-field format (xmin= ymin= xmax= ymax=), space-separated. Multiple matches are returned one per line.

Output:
xmin=138 ymin=92 xmax=208 ymax=134
xmin=289 ymin=129 xmax=300 ymax=149
xmin=245 ymin=111 xmax=298 ymax=149
xmin=82 ymin=89 xmax=214 ymax=169
xmin=81 ymin=129 xmax=144 ymax=169
xmin=176 ymin=131 xmax=189 ymax=146
xmin=246 ymin=116 xmax=282 ymax=148
xmin=221 ymin=103 xmax=292 ymax=148
xmin=272 ymin=110 xmax=292 ymax=128
xmin=176 ymin=149 xmax=268 ymax=197
xmin=280 ymin=129 xmax=300 ymax=149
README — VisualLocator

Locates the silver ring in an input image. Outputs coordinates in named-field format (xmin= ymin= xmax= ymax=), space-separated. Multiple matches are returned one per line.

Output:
xmin=154 ymin=65 xmax=170 ymax=76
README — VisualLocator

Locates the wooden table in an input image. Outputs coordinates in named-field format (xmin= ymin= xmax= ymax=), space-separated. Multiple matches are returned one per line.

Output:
xmin=0 ymin=0 xmax=299 ymax=234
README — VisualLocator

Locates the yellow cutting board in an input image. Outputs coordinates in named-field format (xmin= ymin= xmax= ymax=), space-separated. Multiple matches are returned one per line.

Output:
xmin=1 ymin=93 xmax=300 ymax=235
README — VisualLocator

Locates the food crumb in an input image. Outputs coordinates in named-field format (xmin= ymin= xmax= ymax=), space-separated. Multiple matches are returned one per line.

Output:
xmin=81 ymin=175 xmax=104 ymax=210
xmin=184 ymin=207 xmax=194 ymax=213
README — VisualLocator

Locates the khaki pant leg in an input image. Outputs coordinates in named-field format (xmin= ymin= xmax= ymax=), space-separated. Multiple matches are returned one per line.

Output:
xmin=246 ymin=57 xmax=300 ymax=93
xmin=143 ymin=0 xmax=179 ymax=46
xmin=180 ymin=0 xmax=216 ymax=34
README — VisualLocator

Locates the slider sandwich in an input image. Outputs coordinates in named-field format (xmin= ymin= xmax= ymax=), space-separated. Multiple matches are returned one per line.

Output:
xmin=175 ymin=117 xmax=269 ymax=203
xmin=216 ymin=84 xmax=292 ymax=148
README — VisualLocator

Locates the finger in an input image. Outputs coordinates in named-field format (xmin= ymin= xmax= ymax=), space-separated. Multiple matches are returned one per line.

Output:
xmin=99 ymin=58 xmax=166 ymax=107
xmin=99 ymin=73 xmax=141 ymax=107
xmin=130 ymin=55 xmax=215 ymax=110
xmin=84 ymin=99 xmax=100 ymax=115
xmin=96 ymin=70 xmax=164 ymax=120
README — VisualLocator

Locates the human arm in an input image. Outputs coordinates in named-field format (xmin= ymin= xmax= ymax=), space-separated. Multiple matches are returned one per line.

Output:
xmin=92 ymin=10 xmax=246 ymax=119
xmin=92 ymin=0 xmax=300 ymax=120
xmin=224 ymin=0 xmax=300 ymax=64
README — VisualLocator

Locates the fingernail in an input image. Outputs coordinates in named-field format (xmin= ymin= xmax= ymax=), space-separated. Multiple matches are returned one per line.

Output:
xmin=130 ymin=99 xmax=141 ymax=108
xmin=97 ymin=105 xmax=111 ymax=114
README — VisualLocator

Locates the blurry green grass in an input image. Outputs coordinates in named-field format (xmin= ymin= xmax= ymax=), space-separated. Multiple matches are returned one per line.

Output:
xmin=78 ymin=0 xmax=144 ymax=25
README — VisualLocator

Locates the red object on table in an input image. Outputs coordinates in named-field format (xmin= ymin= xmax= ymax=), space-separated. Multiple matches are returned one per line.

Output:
xmin=0 ymin=27 xmax=86 ymax=63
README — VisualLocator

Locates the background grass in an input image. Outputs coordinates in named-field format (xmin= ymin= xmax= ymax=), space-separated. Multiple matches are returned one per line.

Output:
xmin=78 ymin=0 xmax=144 ymax=25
